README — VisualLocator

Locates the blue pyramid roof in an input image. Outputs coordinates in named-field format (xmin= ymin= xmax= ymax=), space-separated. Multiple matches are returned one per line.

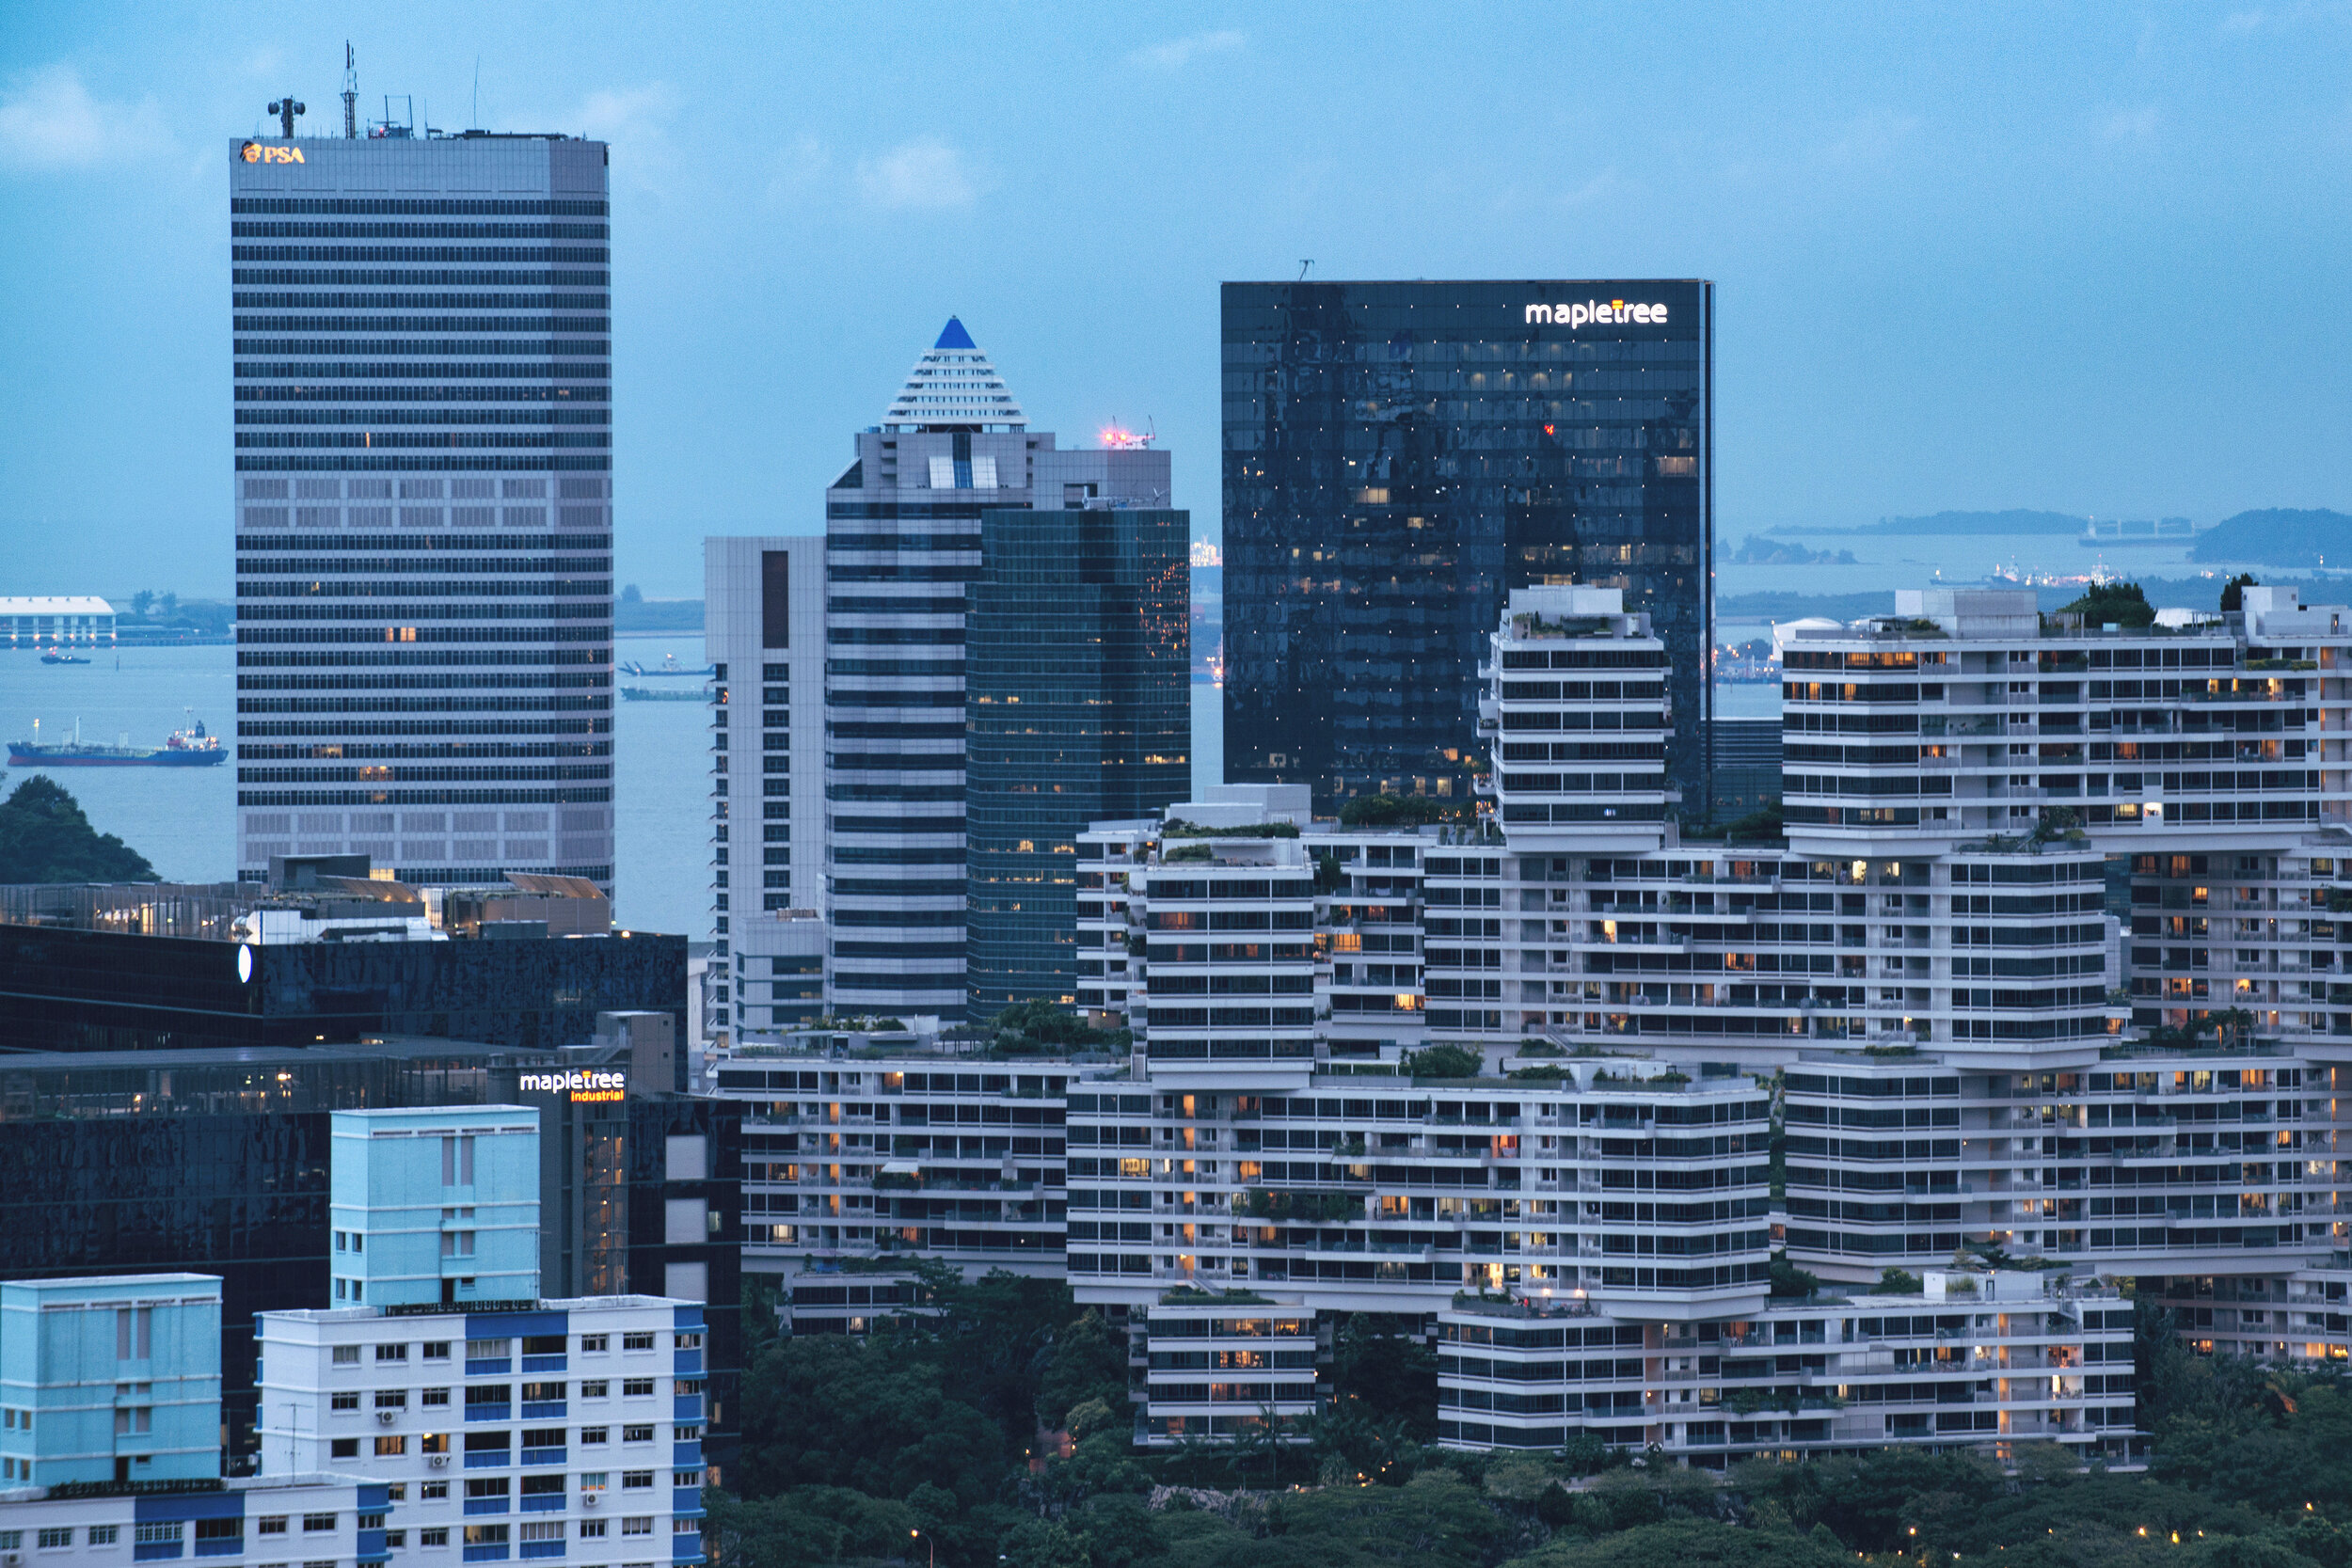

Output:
xmin=882 ymin=318 xmax=1026 ymax=430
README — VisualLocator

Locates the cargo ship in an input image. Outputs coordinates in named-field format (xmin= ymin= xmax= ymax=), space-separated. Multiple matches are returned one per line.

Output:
xmin=620 ymin=653 xmax=714 ymax=678
xmin=8 ymin=717 xmax=227 ymax=768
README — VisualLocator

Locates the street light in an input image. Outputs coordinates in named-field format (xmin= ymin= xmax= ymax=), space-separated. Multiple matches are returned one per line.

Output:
xmin=911 ymin=1529 xmax=934 ymax=1568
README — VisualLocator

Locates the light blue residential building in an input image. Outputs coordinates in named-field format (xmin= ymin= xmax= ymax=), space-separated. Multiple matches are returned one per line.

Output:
xmin=0 ymin=1275 xmax=222 ymax=1487
xmin=329 ymin=1108 xmax=542 ymax=1309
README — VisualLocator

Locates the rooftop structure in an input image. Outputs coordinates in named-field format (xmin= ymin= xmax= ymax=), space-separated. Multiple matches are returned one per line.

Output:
xmin=881 ymin=316 xmax=1026 ymax=431
xmin=0 ymin=863 xmax=684 ymax=1054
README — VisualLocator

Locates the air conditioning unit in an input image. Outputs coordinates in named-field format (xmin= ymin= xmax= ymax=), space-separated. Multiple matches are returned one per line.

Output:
xmin=8 ymin=1549 xmax=25 ymax=1565
xmin=580 ymin=1493 xmax=599 ymax=1508
xmin=375 ymin=1411 xmax=396 ymax=1425
xmin=427 ymin=1453 xmax=449 ymax=1467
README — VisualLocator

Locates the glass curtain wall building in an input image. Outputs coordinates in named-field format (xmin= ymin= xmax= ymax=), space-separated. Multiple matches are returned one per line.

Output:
xmin=966 ymin=493 xmax=1190 ymax=1009
xmin=1220 ymin=279 xmax=1713 ymax=815
xmin=230 ymin=129 xmax=616 ymax=889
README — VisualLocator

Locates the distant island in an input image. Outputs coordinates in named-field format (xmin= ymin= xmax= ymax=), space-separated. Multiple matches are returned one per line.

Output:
xmin=1770 ymin=509 xmax=2091 ymax=536
xmin=1727 ymin=534 xmax=1855 ymax=565
xmin=1715 ymin=573 xmax=2346 ymax=626
xmin=2188 ymin=508 xmax=2352 ymax=567
xmin=617 ymin=587 xmax=704 ymax=633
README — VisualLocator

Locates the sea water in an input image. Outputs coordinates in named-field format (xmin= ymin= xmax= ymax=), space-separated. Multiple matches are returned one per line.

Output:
xmin=0 ymin=642 xmax=1236 ymax=942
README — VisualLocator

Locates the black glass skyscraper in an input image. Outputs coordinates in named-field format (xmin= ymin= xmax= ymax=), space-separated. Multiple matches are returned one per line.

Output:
xmin=1221 ymin=279 xmax=1713 ymax=813
xmin=965 ymin=501 xmax=1189 ymax=1009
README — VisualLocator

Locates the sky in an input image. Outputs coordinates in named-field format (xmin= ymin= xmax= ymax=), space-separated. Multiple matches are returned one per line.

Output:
xmin=2 ymin=3 xmax=2350 ymax=599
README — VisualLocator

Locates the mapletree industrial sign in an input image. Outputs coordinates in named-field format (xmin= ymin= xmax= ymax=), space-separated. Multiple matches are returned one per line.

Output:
xmin=520 ymin=1069 xmax=627 ymax=1103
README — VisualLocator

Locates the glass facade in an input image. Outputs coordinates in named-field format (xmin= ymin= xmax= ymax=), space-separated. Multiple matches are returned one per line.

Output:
xmin=965 ymin=505 xmax=1191 ymax=1009
xmin=1221 ymin=279 xmax=1713 ymax=813
xmin=0 ymin=1048 xmax=515 ymax=1460
xmin=0 ymin=1047 xmax=739 ymax=1465
xmin=0 ymin=923 xmax=686 ymax=1052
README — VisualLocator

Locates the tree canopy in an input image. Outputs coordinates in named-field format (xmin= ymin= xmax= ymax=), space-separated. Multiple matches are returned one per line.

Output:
xmin=0 ymin=775 xmax=155 ymax=883
xmin=984 ymin=1000 xmax=1128 ymax=1057
xmin=710 ymin=1273 xmax=2352 ymax=1568
xmin=1405 ymin=1043 xmax=1483 ymax=1080
xmin=2059 ymin=579 xmax=2156 ymax=627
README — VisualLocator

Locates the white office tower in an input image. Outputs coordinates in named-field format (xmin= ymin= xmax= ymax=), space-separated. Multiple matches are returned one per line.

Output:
xmin=704 ymin=537 xmax=827 ymax=1039
xmin=230 ymin=126 xmax=615 ymax=889
xmin=256 ymin=1108 xmax=707 ymax=1563
xmin=824 ymin=318 xmax=1170 ymax=1021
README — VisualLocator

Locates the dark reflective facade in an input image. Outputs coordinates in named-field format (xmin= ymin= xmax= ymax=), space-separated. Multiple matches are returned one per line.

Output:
xmin=1222 ymin=280 xmax=1713 ymax=812
xmin=0 ymin=1046 xmax=516 ymax=1460
xmin=0 ymin=924 xmax=685 ymax=1053
xmin=965 ymin=506 xmax=1190 ymax=1009
xmin=0 ymin=1045 xmax=740 ymax=1467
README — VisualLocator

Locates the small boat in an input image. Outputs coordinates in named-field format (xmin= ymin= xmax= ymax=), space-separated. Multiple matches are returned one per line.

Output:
xmin=621 ymin=686 xmax=709 ymax=703
xmin=39 ymin=651 xmax=92 ymax=665
xmin=8 ymin=715 xmax=227 ymax=768
xmin=620 ymin=653 xmax=715 ymax=678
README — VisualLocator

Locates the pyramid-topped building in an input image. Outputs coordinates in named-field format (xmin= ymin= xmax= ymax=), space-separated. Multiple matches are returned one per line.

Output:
xmin=882 ymin=316 xmax=1027 ymax=431
xmin=798 ymin=317 xmax=1180 ymax=1025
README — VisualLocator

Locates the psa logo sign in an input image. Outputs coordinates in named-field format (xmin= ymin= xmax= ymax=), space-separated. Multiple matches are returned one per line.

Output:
xmin=1525 ymin=299 xmax=1668 ymax=327
xmin=240 ymin=141 xmax=305 ymax=165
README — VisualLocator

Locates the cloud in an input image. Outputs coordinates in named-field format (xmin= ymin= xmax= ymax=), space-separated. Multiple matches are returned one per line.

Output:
xmin=2219 ymin=9 xmax=2266 ymax=34
xmin=574 ymin=84 xmax=671 ymax=142
xmin=0 ymin=64 xmax=170 ymax=172
xmin=1129 ymin=30 xmax=1246 ymax=69
xmin=2101 ymin=105 xmax=2160 ymax=142
xmin=1558 ymin=169 xmax=1624 ymax=207
xmin=1817 ymin=110 xmax=1921 ymax=166
xmin=856 ymin=137 xmax=980 ymax=209
xmin=548 ymin=84 xmax=675 ymax=194
xmin=766 ymin=134 xmax=833 ymax=204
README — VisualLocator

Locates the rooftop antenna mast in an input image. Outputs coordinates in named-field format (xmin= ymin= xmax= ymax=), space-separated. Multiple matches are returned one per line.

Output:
xmin=471 ymin=55 xmax=481 ymax=131
xmin=266 ymin=93 xmax=306 ymax=138
xmin=342 ymin=42 xmax=358 ymax=138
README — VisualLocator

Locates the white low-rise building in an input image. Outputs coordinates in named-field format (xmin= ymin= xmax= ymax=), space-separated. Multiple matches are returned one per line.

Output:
xmin=1438 ymin=1268 xmax=2138 ymax=1467
xmin=0 ymin=1473 xmax=384 ymax=1565
xmin=257 ymin=1297 xmax=706 ymax=1566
